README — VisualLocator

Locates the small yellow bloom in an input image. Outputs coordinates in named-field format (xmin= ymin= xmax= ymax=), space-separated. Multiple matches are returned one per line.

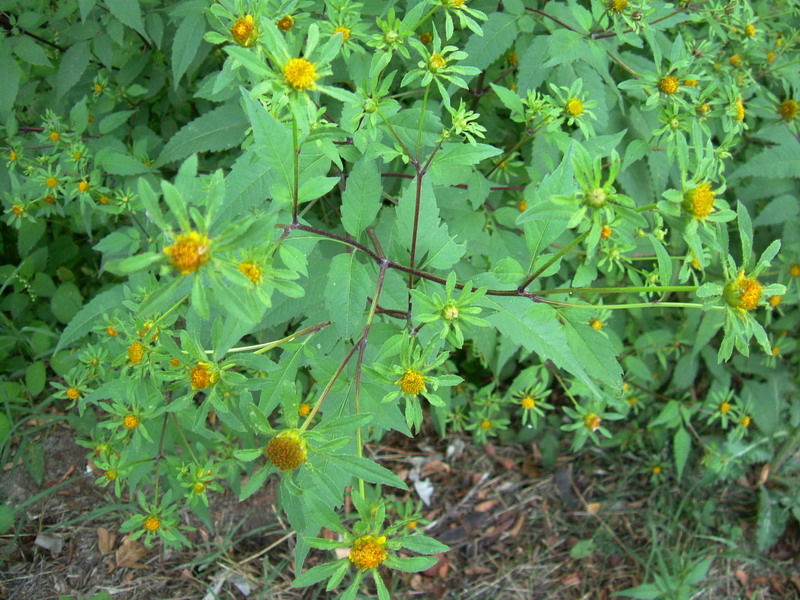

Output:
xmin=170 ymin=357 xmax=181 ymax=367
xmin=105 ymin=469 xmax=118 ymax=481
xmin=584 ymin=413 xmax=602 ymax=431
xmin=771 ymin=346 xmax=780 ymax=357
xmin=144 ymin=516 xmax=160 ymax=531
xmin=778 ymin=99 xmax=798 ymax=121
xmin=589 ymin=318 xmax=604 ymax=331
xmin=720 ymin=401 xmax=731 ymax=414
xmin=517 ymin=200 xmax=527 ymax=212
xmin=12 ymin=204 xmax=24 ymax=216
xmin=729 ymin=54 xmax=742 ymax=67
xmin=44 ymin=194 xmax=55 ymax=204
xmin=745 ymin=24 xmax=756 ymax=37
xmin=66 ymin=387 xmax=80 ymax=400
xmin=128 ymin=341 xmax=145 ymax=365
xmin=238 ymin=261 xmax=262 ymax=283
xmin=740 ymin=415 xmax=751 ymax=428
xmin=628 ymin=396 xmax=638 ymax=406
xmin=507 ymin=51 xmax=518 ymax=66
xmin=768 ymin=295 xmax=781 ymax=308
xmin=657 ymin=76 xmax=679 ymax=95
xmin=419 ymin=32 xmax=433 ymax=45
xmin=333 ymin=26 xmax=351 ymax=41
xmin=429 ymin=53 xmax=446 ymax=72
xmin=193 ymin=482 xmax=206 ymax=494
xmin=123 ymin=414 xmax=139 ymax=429
xmin=682 ymin=182 xmax=715 ymax=219
xmin=10 ymin=151 xmax=18 ymax=161
xmin=790 ymin=264 xmax=800 ymax=277
xmin=163 ymin=231 xmax=211 ymax=275
xmin=298 ymin=403 xmax=312 ymax=417
xmin=696 ymin=103 xmax=711 ymax=116
xmin=480 ymin=419 xmax=492 ymax=430
xmin=94 ymin=83 xmax=104 ymax=93
xmin=600 ymin=225 xmax=612 ymax=239
xmin=766 ymin=51 xmax=775 ymax=63
xmin=565 ymin=98 xmax=584 ymax=116
xmin=106 ymin=325 xmax=117 ymax=336
xmin=610 ymin=0 xmax=628 ymax=12
xmin=406 ymin=520 xmax=417 ymax=530
xmin=49 ymin=131 xmax=60 ymax=142
xmin=277 ymin=15 xmax=294 ymax=31
xmin=734 ymin=98 xmax=745 ymax=122
xmin=283 ymin=57 xmax=317 ymax=90
xmin=190 ymin=363 xmax=216 ymax=390
xmin=78 ymin=180 xmax=89 ymax=193
xmin=521 ymin=395 xmax=536 ymax=410
xmin=73 ymin=152 xmax=82 ymax=160
xmin=683 ymin=79 xmax=698 ymax=87
xmin=349 ymin=535 xmax=388 ymax=570
xmin=724 ymin=270 xmax=763 ymax=312
xmin=231 ymin=14 xmax=257 ymax=47
xmin=99 ymin=195 xmax=110 ymax=205
xmin=397 ymin=369 xmax=426 ymax=395
xmin=652 ymin=465 xmax=662 ymax=474
xmin=46 ymin=176 xmax=58 ymax=189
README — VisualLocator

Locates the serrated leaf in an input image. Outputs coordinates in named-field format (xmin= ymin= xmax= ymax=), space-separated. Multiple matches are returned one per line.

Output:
xmin=104 ymin=0 xmax=148 ymax=39
xmin=561 ymin=311 xmax=622 ymax=390
xmin=172 ymin=12 xmax=205 ymax=85
xmin=324 ymin=253 xmax=372 ymax=339
xmin=56 ymin=286 xmax=125 ymax=353
xmin=393 ymin=535 xmax=450 ymax=555
xmin=673 ymin=426 xmax=690 ymax=480
xmin=732 ymin=143 xmax=800 ymax=180
xmin=156 ymin=102 xmax=247 ymax=166
xmin=341 ymin=159 xmax=381 ymax=238
xmin=460 ymin=12 xmax=517 ymax=72
xmin=330 ymin=455 xmax=408 ymax=490
xmin=241 ymin=90 xmax=293 ymax=190
xmin=55 ymin=41 xmax=91 ymax=100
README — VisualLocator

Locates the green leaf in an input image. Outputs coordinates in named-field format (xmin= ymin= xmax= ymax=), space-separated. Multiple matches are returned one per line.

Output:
xmin=239 ymin=465 xmax=271 ymax=500
xmin=737 ymin=202 xmax=753 ymax=267
xmin=460 ymin=12 xmax=517 ymax=72
xmin=98 ymin=110 xmax=136 ymax=135
xmin=0 ymin=504 xmax=14 ymax=534
xmin=341 ymin=159 xmax=382 ymax=238
xmin=673 ymin=426 xmax=690 ymax=480
xmin=51 ymin=282 xmax=83 ymax=325
xmin=240 ymin=90 xmax=294 ymax=190
xmin=53 ymin=285 xmax=124 ymax=354
xmin=330 ymin=455 xmax=408 ymax=490
xmin=649 ymin=236 xmax=673 ymax=287
xmin=431 ymin=143 xmax=502 ymax=168
xmin=258 ymin=344 xmax=305 ymax=413
xmin=384 ymin=555 xmax=438 ymax=573
xmin=25 ymin=361 xmax=46 ymax=397
xmin=731 ymin=143 xmax=800 ymax=180
xmin=95 ymin=151 xmax=152 ymax=176
xmin=105 ymin=253 xmax=163 ymax=275
xmin=561 ymin=311 xmax=623 ymax=390
xmin=104 ymin=0 xmax=148 ymax=39
xmin=393 ymin=535 xmax=449 ymax=555
xmin=156 ymin=102 xmax=248 ymax=166
xmin=234 ymin=449 xmax=263 ymax=462
xmin=55 ymin=41 xmax=91 ymax=100
xmin=611 ymin=584 xmax=661 ymax=599
xmin=292 ymin=560 xmax=347 ymax=587
xmin=756 ymin=485 xmax=788 ymax=552
xmin=0 ymin=44 xmax=20 ymax=116
xmin=325 ymin=253 xmax=372 ymax=339
xmin=172 ymin=12 xmax=205 ymax=85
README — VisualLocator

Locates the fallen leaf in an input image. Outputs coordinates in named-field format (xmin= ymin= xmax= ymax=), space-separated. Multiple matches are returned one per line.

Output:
xmin=475 ymin=500 xmax=498 ymax=513
xmin=561 ymin=572 xmax=583 ymax=586
xmin=421 ymin=553 xmax=449 ymax=578
xmin=34 ymin=533 xmax=63 ymax=555
xmin=735 ymin=568 xmax=748 ymax=587
xmin=509 ymin=514 xmax=526 ymax=537
xmin=97 ymin=527 xmax=116 ymax=554
xmin=116 ymin=535 xmax=148 ymax=568
xmin=587 ymin=502 xmax=602 ymax=515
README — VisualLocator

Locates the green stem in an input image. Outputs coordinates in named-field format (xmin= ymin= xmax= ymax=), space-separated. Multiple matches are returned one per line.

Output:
xmin=377 ymin=110 xmax=415 ymax=163
xmin=536 ymin=284 xmax=698 ymax=296
xmin=292 ymin=113 xmax=299 ymax=222
xmin=486 ymin=131 xmax=533 ymax=177
xmin=415 ymin=6 xmax=439 ymax=31
xmin=416 ymin=84 xmax=430 ymax=161
xmin=635 ymin=203 xmax=659 ymax=212
xmin=547 ymin=300 xmax=719 ymax=310
xmin=299 ymin=340 xmax=360 ymax=433
xmin=172 ymin=413 xmax=200 ymax=465
xmin=156 ymin=294 xmax=189 ymax=325
xmin=205 ymin=321 xmax=331 ymax=356
xmin=769 ymin=424 xmax=800 ymax=474
xmin=519 ymin=230 xmax=590 ymax=289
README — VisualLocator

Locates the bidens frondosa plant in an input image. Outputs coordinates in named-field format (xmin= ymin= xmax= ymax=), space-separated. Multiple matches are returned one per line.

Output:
xmin=2 ymin=0 xmax=798 ymax=597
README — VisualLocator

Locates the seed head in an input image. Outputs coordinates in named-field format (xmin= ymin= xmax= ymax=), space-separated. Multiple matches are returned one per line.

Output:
xmin=163 ymin=232 xmax=211 ymax=275
xmin=349 ymin=536 xmax=388 ymax=570
xmin=397 ymin=369 xmax=426 ymax=396
xmin=266 ymin=431 xmax=308 ymax=471
xmin=284 ymin=58 xmax=317 ymax=90
xmin=682 ymin=182 xmax=715 ymax=219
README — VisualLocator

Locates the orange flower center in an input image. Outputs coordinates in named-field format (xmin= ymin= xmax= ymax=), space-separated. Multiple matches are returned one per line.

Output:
xmin=349 ymin=536 xmax=388 ymax=570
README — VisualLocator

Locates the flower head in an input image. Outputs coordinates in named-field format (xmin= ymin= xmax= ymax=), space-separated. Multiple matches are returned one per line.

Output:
xmin=190 ymin=363 xmax=216 ymax=390
xmin=419 ymin=32 xmax=432 ymax=45
xmin=734 ymin=98 xmax=745 ymax=122
xmin=46 ymin=176 xmax=58 ymax=189
xmin=658 ymin=76 xmax=679 ymax=95
xmin=299 ymin=403 xmax=311 ymax=417
xmin=729 ymin=54 xmax=742 ymax=67
xmin=600 ymin=225 xmax=612 ymax=239
xmin=277 ymin=15 xmax=294 ymax=31
xmin=231 ymin=14 xmax=257 ymax=47
xmin=724 ymin=270 xmax=763 ymax=312
xmin=584 ymin=413 xmax=602 ymax=431
xmin=682 ymin=182 xmax=715 ymax=218
xmin=397 ymin=369 xmax=426 ymax=396
xmin=128 ymin=341 xmax=145 ymax=365
xmin=778 ymin=99 xmax=798 ymax=120
xmin=66 ymin=387 xmax=80 ymax=401
xmin=790 ymin=264 xmax=800 ymax=277
xmin=610 ymin=0 xmax=628 ymax=11
xmin=123 ymin=414 xmax=139 ymax=429
xmin=428 ymin=53 xmax=447 ymax=72
xmin=238 ymin=261 xmax=262 ymax=283
xmin=284 ymin=58 xmax=317 ymax=90
xmin=348 ymin=535 xmax=388 ymax=570
xmin=745 ymin=24 xmax=756 ymax=37
xmin=163 ymin=232 xmax=211 ymax=275
xmin=78 ymin=180 xmax=89 ymax=193
xmin=49 ymin=131 xmax=60 ymax=142
xmin=333 ymin=26 xmax=351 ymax=41
xmin=566 ymin=98 xmax=584 ymax=116
xmin=266 ymin=430 xmax=307 ymax=471
xmin=589 ymin=318 xmax=604 ymax=330
xmin=683 ymin=79 xmax=698 ymax=87
xmin=768 ymin=295 xmax=782 ymax=308
xmin=144 ymin=516 xmax=160 ymax=531
xmin=520 ymin=395 xmax=536 ymax=410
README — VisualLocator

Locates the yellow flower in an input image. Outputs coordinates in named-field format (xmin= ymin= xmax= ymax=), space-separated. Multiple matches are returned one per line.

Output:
xmin=628 ymin=396 xmax=638 ymax=406
xmin=771 ymin=346 xmax=780 ymax=357
xmin=163 ymin=231 xmax=211 ymax=275
xmin=419 ymin=32 xmax=433 ymax=45
xmin=740 ymin=415 xmax=751 ymax=428
xmin=768 ymin=295 xmax=781 ymax=308
xmin=778 ymin=99 xmax=798 ymax=120
xmin=170 ymin=357 xmax=181 ymax=367
xmin=49 ymin=131 xmax=60 ymax=142
xmin=193 ymin=482 xmax=206 ymax=494
xmin=277 ymin=15 xmax=294 ymax=31
xmin=190 ymin=363 xmax=216 ymax=390
xmin=734 ymin=98 xmax=745 ymax=122
xmin=105 ymin=469 xmax=118 ymax=481
xmin=480 ymin=419 xmax=492 ymax=430
xmin=729 ymin=54 xmax=742 ymax=67
xmin=73 ymin=152 xmax=82 ymax=160
xmin=284 ymin=57 xmax=317 ymax=90
xmin=397 ymin=369 xmax=426 ymax=395
xmin=683 ymin=79 xmax=698 ymax=87
xmin=589 ymin=318 xmax=604 ymax=330
xmin=333 ymin=26 xmax=351 ymax=41
xmin=724 ymin=270 xmax=763 ymax=312
xmin=144 ymin=516 xmax=160 ymax=531
xmin=78 ymin=180 xmax=89 ymax=193
xmin=298 ymin=403 xmax=311 ymax=417
xmin=12 ymin=204 xmax=24 ymax=216
xmin=349 ymin=536 xmax=388 ymax=570
xmin=657 ymin=76 xmax=679 ymax=95
xmin=429 ymin=53 xmax=447 ymax=72
xmin=9 ymin=151 xmax=18 ymax=161
xmin=44 ymin=194 xmax=55 ymax=204
xmin=123 ymin=414 xmax=139 ymax=429
xmin=128 ymin=341 xmax=145 ymax=365
xmin=610 ymin=0 xmax=628 ymax=11
xmin=449 ymin=0 xmax=465 ymax=7
xmin=517 ymin=200 xmax=527 ymax=212
xmin=266 ymin=431 xmax=308 ymax=471
xmin=600 ymin=225 xmax=612 ymax=239
xmin=66 ymin=387 xmax=80 ymax=401
xmin=565 ymin=98 xmax=584 ymax=116
xmin=696 ymin=103 xmax=711 ymax=116
xmin=106 ymin=325 xmax=118 ymax=337
xmin=682 ymin=182 xmax=715 ymax=219
xmin=46 ymin=176 xmax=58 ymax=189
xmin=231 ymin=14 xmax=257 ymax=47
xmin=745 ymin=24 xmax=756 ymax=37
xmin=520 ymin=395 xmax=536 ymax=410
xmin=720 ymin=401 xmax=731 ymax=414
xmin=766 ymin=51 xmax=775 ymax=63
xmin=238 ymin=261 xmax=262 ymax=283
xmin=584 ymin=413 xmax=602 ymax=431
xmin=442 ymin=304 xmax=459 ymax=321
xmin=99 ymin=195 xmax=110 ymax=205
xmin=652 ymin=465 xmax=662 ymax=474
xmin=507 ymin=51 xmax=518 ymax=65
xmin=94 ymin=83 xmax=104 ymax=93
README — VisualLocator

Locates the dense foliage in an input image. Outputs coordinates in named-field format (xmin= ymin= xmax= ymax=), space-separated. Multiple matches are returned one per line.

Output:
xmin=1 ymin=0 xmax=799 ymax=596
